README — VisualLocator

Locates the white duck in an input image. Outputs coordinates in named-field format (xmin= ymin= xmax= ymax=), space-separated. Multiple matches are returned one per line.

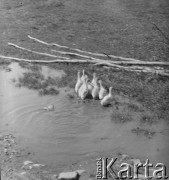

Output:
xmin=78 ymin=71 xmax=88 ymax=97
xmin=100 ymin=87 xmax=113 ymax=106
xmin=75 ymin=71 xmax=82 ymax=93
xmin=78 ymin=77 xmax=87 ymax=97
xmin=81 ymin=69 xmax=86 ymax=83
xmin=91 ymin=72 xmax=97 ymax=86
xmin=91 ymin=79 xmax=99 ymax=99
xmin=80 ymin=79 xmax=89 ymax=100
xmin=98 ymin=80 xmax=107 ymax=100
xmin=87 ymin=80 xmax=93 ymax=94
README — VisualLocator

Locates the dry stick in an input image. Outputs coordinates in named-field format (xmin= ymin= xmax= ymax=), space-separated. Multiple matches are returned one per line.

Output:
xmin=0 ymin=53 xmax=141 ymax=70
xmin=0 ymin=54 xmax=152 ymax=73
xmin=51 ymin=50 xmax=95 ymax=60
xmin=7 ymin=42 xmax=140 ymax=65
xmin=1 ymin=54 xmax=169 ymax=76
xmin=52 ymin=50 xmax=169 ymax=66
xmin=92 ymin=60 xmax=169 ymax=66
xmin=8 ymin=43 xmax=70 ymax=60
xmin=51 ymin=50 xmax=139 ymax=65
xmin=8 ymin=42 xmax=125 ymax=64
xmin=96 ymin=63 xmax=169 ymax=76
xmin=51 ymin=49 xmax=114 ymax=62
xmin=94 ymin=62 xmax=154 ymax=71
xmin=28 ymin=35 xmax=141 ymax=62
xmin=2 ymin=49 xmax=169 ymax=67
xmin=28 ymin=36 xmax=169 ymax=66
xmin=0 ymin=55 xmax=126 ymax=69
xmin=94 ymin=61 xmax=169 ymax=76
xmin=0 ymin=55 xmax=90 ymax=63
xmin=94 ymin=62 xmax=128 ymax=69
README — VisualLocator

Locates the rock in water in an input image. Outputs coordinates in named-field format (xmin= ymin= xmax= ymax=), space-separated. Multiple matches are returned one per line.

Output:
xmin=43 ymin=104 xmax=54 ymax=111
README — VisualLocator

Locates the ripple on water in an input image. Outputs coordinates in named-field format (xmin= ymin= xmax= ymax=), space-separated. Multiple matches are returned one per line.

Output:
xmin=0 ymin=62 xmax=169 ymax=167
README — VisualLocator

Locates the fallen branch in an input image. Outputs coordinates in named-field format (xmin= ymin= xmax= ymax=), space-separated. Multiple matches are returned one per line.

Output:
xmin=51 ymin=50 xmax=96 ymax=60
xmin=28 ymin=35 xmax=68 ymax=48
xmin=8 ymin=42 xmax=140 ymax=64
xmin=110 ymin=61 xmax=169 ymax=66
xmin=87 ymin=59 xmax=169 ymax=66
xmin=94 ymin=62 xmax=127 ymax=69
xmin=0 ymin=55 xmax=90 ymax=63
xmin=2 ymin=50 xmax=169 ymax=66
xmin=28 ymin=35 xmax=141 ymax=62
xmin=0 ymin=54 xmax=127 ymax=67
xmin=0 ymin=54 xmax=128 ymax=70
xmin=98 ymin=63 xmax=169 ymax=76
xmin=94 ymin=62 xmax=154 ymax=71
xmin=27 ymin=37 xmax=169 ymax=66
xmin=1 ymin=54 xmax=169 ymax=76
xmin=8 ymin=43 xmax=70 ymax=60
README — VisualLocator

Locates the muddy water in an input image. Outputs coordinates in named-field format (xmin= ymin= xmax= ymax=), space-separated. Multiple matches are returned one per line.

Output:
xmin=0 ymin=63 xmax=169 ymax=169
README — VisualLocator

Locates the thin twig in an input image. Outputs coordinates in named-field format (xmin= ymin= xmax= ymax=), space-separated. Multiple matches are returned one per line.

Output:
xmin=8 ymin=43 xmax=70 ymax=60
xmin=51 ymin=50 xmax=94 ymax=60
xmin=0 ymin=55 xmax=90 ymax=63
xmin=152 ymin=22 xmax=169 ymax=43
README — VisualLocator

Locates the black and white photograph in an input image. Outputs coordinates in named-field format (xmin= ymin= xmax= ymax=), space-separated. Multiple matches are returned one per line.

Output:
xmin=0 ymin=0 xmax=169 ymax=179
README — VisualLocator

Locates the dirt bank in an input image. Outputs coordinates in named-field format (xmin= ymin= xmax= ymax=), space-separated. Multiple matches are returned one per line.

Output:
xmin=0 ymin=0 xmax=169 ymax=60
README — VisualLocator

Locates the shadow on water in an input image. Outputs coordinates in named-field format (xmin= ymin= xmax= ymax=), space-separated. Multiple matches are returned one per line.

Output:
xmin=0 ymin=62 xmax=169 ymax=168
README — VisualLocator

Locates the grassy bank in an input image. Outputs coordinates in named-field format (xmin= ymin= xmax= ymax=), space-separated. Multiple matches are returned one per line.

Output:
xmin=46 ymin=63 xmax=169 ymax=121
xmin=13 ymin=59 xmax=169 ymax=122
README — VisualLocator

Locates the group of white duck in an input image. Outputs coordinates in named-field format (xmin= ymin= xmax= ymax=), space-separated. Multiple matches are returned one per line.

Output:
xmin=75 ymin=69 xmax=114 ymax=106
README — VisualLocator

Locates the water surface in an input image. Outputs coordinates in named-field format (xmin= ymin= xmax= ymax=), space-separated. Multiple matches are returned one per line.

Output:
xmin=0 ymin=63 xmax=169 ymax=169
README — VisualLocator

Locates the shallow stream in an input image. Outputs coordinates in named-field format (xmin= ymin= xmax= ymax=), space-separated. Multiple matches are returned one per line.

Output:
xmin=0 ymin=63 xmax=168 ymax=169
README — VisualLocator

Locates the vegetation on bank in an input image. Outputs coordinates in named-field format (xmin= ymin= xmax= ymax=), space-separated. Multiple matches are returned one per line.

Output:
xmin=15 ymin=63 xmax=60 ymax=96
xmin=45 ymin=63 xmax=169 ymax=121
xmin=0 ymin=59 xmax=11 ymax=65
xmin=8 ymin=60 xmax=167 ymax=124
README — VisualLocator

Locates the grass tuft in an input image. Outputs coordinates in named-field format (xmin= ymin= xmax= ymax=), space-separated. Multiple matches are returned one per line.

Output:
xmin=111 ymin=110 xmax=133 ymax=124
xmin=18 ymin=71 xmax=44 ymax=90
xmin=131 ymin=127 xmax=156 ymax=139
xmin=128 ymin=103 xmax=142 ymax=112
xmin=140 ymin=114 xmax=158 ymax=125
xmin=0 ymin=59 xmax=11 ymax=66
